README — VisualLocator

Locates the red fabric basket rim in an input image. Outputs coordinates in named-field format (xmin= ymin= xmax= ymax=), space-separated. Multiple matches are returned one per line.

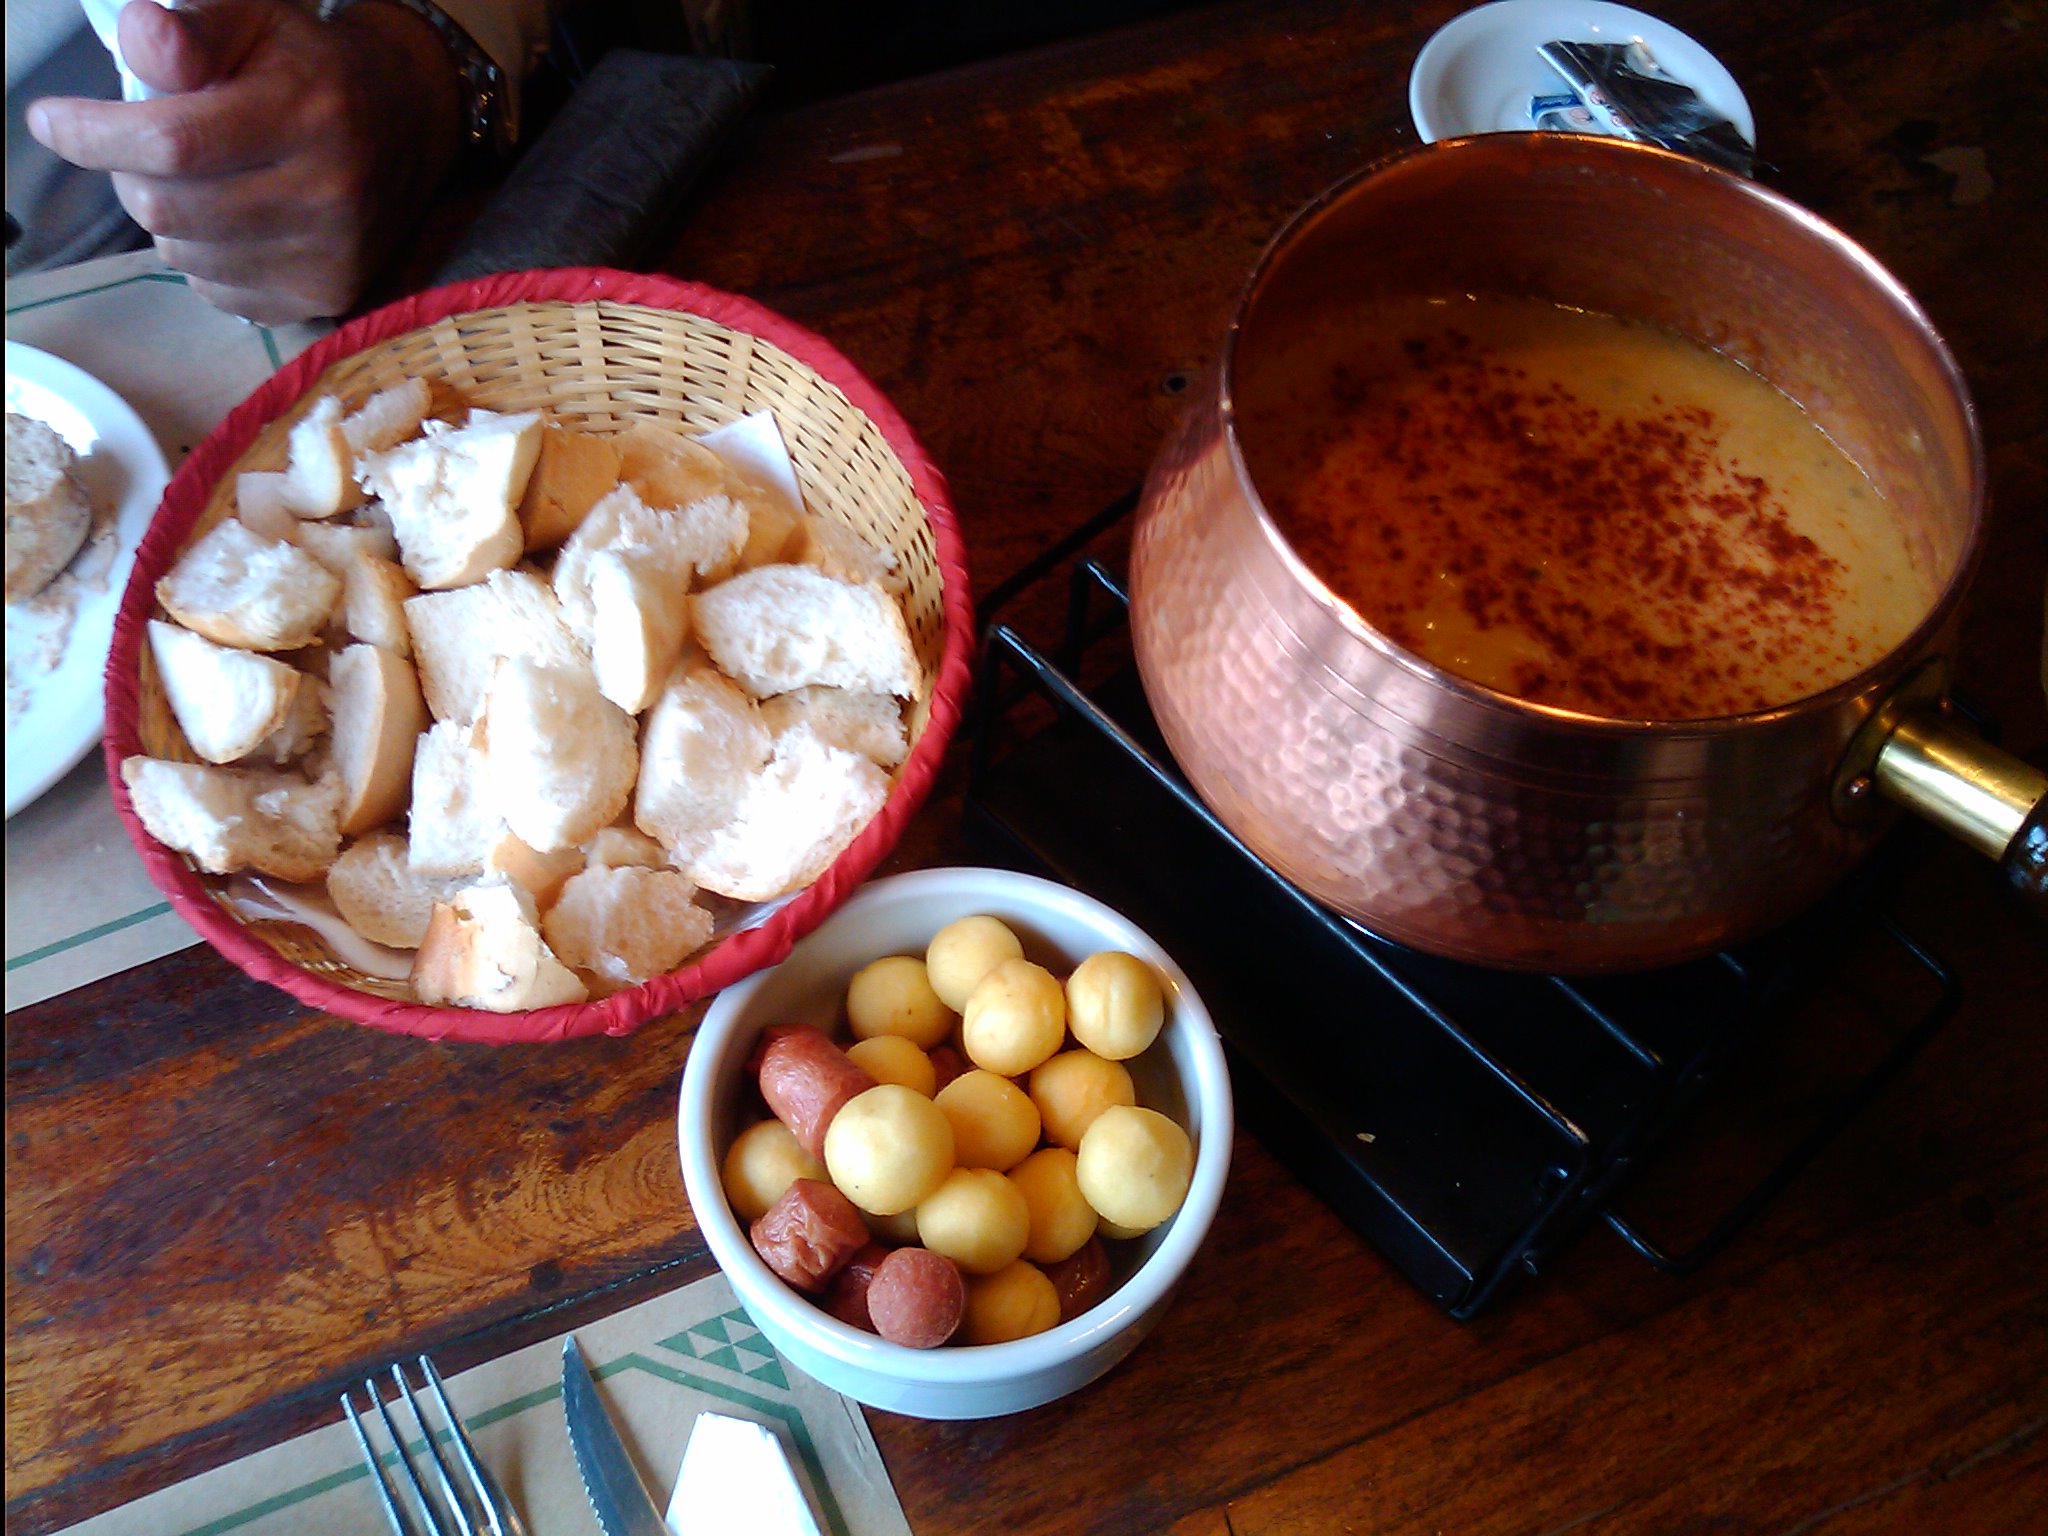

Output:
xmin=101 ymin=268 xmax=976 ymax=1045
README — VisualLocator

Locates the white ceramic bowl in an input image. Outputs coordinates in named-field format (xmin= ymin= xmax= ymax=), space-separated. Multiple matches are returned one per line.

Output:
xmin=677 ymin=866 xmax=1233 ymax=1419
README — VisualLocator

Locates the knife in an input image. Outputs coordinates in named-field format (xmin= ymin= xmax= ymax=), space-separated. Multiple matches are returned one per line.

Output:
xmin=562 ymin=1337 xmax=673 ymax=1536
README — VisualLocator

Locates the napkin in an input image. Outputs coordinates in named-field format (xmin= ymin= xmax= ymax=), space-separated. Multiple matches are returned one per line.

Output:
xmin=432 ymin=48 xmax=771 ymax=284
xmin=670 ymin=1413 xmax=825 ymax=1536
xmin=75 ymin=0 xmax=163 ymax=101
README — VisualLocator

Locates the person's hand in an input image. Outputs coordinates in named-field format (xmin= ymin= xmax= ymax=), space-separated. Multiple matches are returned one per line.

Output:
xmin=26 ymin=0 xmax=466 ymax=323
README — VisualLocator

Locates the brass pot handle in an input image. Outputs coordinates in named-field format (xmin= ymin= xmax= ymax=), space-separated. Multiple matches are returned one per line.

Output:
xmin=1834 ymin=658 xmax=2046 ymax=899
xmin=1872 ymin=709 xmax=2048 ymax=897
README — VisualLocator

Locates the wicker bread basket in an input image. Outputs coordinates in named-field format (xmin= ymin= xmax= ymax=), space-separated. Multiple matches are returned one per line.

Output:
xmin=104 ymin=269 xmax=973 ymax=1044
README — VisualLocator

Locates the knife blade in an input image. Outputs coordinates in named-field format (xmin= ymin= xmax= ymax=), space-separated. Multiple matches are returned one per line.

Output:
xmin=562 ymin=1337 xmax=673 ymax=1536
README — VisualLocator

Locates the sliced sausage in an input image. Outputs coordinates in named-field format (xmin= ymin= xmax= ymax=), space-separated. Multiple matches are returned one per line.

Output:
xmin=749 ymin=1178 xmax=870 ymax=1293
xmin=1044 ymin=1236 xmax=1112 ymax=1323
xmin=755 ymin=1025 xmax=877 ymax=1160
xmin=927 ymin=1044 xmax=970 ymax=1094
xmin=866 ymin=1246 xmax=967 ymax=1349
xmin=820 ymin=1240 xmax=891 ymax=1332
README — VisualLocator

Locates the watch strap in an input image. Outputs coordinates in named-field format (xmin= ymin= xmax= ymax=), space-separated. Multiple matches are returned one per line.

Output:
xmin=321 ymin=0 xmax=514 ymax=168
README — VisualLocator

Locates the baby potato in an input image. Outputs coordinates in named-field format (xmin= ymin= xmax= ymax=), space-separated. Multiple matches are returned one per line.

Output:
xmin=1028 ymin=1049 xmax=1135 ymax=1151
xmin=1065 ymin=950 xmax=1166 ymax=1060
xmin=1076 ymin=1104 xmax=1194 ymax=1234
xmin=823 ymin=1084 xmax=956 ymax=1216
xmin=961 ymin=1259 xmax=1062 ymax=1345
xmin=846 ymin=1034 xmax=938 ymax=1097
xmin=846 ymin=954 xmax=954 ymax=1048
xmin=915 ymin=1167 xmax=1032 ymax=1275
xmin=926 ymin=915 xmax=1024 ymax=1012
xmin=722 ymin=1119 xmax=828 ymax=1225
xmin=934 ymin=1069 xmax=1042 ymax=1170
xmin=1008 ymin=1146 xmax=1099 ymax=1264
xmin=961 ymin=957 xmax=1067 ymax=1077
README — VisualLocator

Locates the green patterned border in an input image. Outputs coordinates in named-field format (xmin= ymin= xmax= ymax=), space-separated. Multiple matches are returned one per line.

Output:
xmin=162 ymin=1305 xmax=850 ymax=1536
xmin=5 ymin=268 xmax=287 ymax=370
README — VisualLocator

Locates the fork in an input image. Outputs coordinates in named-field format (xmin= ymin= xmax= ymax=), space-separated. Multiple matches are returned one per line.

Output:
xmin=343 ymin=1355 xmax=530 ymax=1536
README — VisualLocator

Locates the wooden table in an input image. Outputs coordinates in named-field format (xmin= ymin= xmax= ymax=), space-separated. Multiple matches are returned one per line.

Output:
xmin=9 ymin=1 xmax=2046 ymax=1530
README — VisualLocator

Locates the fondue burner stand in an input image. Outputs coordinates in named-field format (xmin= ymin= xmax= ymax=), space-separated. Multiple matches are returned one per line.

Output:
xmin=961 ymin=497 xmax=1963 ymax=1318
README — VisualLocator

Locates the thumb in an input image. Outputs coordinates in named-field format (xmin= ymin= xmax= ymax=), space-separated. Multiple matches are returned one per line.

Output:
xmin=118 ymin=0 xmax=274 ymax=95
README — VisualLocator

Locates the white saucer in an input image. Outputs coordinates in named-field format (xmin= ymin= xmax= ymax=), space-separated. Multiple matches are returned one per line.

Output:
xmin=5 ymin=341 xmax=170 ymax=819
xmin=1409 ymin=0 xmax=1755 ymax=148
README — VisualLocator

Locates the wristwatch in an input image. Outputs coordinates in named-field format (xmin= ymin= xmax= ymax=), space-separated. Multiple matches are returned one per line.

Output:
xmin=320 ymin=0 xmax=515 ymax=171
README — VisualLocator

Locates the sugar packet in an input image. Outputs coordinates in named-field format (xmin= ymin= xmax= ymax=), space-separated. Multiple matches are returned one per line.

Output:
xmin=1529 ymin=91 xmax=1601 ymax=135
xmin=1538 ymin=38 xmax=1758 ymax=176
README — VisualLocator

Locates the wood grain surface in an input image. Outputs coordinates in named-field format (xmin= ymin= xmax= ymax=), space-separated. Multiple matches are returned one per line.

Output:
xmin=7 ymin=1 xmax=2045 ymax=1532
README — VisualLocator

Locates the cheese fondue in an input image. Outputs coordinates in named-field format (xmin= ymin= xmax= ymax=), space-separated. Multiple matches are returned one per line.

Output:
xmin=1237 ymin=295 xmax=1936 ymax=719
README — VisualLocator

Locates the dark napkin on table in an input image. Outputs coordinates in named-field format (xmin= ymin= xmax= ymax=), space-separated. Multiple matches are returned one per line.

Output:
xmin=431 ymin=49 xmax=771 ymax=284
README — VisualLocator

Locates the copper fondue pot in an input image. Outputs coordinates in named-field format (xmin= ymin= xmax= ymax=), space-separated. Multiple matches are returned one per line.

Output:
xmin=1129 ymin=134 xmax=2045 ymax=972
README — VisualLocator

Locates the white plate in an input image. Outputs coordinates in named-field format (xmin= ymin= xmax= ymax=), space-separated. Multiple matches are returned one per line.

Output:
xmin=5 ymin=341 xmax=171 ymax=819
xmin=1410 ymin=0 xmax=1754 ymax=148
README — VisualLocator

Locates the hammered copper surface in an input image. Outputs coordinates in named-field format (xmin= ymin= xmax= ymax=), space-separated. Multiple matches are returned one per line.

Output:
xmin=1129 ymin=137 xmax=1985 ymax=972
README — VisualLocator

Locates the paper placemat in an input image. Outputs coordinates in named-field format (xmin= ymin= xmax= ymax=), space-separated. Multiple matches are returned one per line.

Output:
xmin=55 ymin=1269 xmax=913 ymax=1536
xmin=4 ymin=250 xmax=327 ymax=1012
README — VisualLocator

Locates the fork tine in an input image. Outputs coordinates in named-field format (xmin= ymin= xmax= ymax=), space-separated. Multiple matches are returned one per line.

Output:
xmin=344 ymin=1388 xmax=424 ymax=1536
xmin=419 ymin=1354 xmax=531 ymax=1536
xmin=371 ymin=1370 xmax=465 ymax=1536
